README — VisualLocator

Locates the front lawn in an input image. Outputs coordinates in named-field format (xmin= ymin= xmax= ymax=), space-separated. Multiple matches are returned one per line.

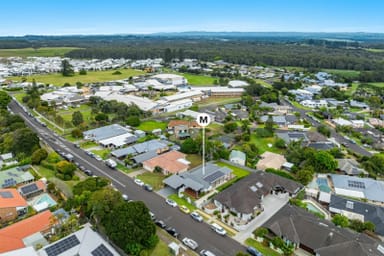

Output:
xmin=137 ymin=171 xmax=166 ymax=191
xmin=186 ymin=154 xmax=202 ymax=169
xmin=91 ymin=149 xmax=111 ymax=159
xmin=144 ymin=239 xmax=171 ymax=256
xmin=245 ymin=238 xmax=281 ymax=256
xmin=168 ymin=194 xmax=197 ymax=211
xmin=137 ymin=120 xmax=167 ymax=132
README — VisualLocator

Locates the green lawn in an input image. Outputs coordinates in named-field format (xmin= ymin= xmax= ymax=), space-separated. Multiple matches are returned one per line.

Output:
xmin=0 ymin=47 xmax=80 ymax=57
xmin=137 ymin=172 xmax=166 ymax=191
xmin=250 ymin=134 xmax=283 ymax=154
xmin=10 ymin=68 xmax=144 ymax=86
xmin=290 ymin=100 xmax=312 ymax=111
xmin=345 ymin=82 xmax=359 ymax=96
xmin=145 ymin=240 xmax=171 ymax=256
xmin=245 ymin=238 xmax=281 ymax=256
xmin=79 ymin=141 xmax=99 ymax=149
xmin=197 ymin=97 xmax=241 ymax=107
xmin=216 ymin=161 xmax=250 ymax=178
xmin=58 ymin=104 xmax=93 ymax=122
xmin=168 ymin=194 xmax=197 ymax=211
xmin=33 ymin=165 xmax=55 ymax=179
xmin=182 ymin=73 xmax=216 ymax=85
xmin=370 ymin=82 xmax=384 ymax=88
xmin=323 ymin=69 xmax=360 ymax=79
xmin=91 ymin=149 xmax=111 ymax=159
xmin=116 ymin=163 xmax=134 ymax=174
xmin=137 ymin=120 xmax=167 ymax=132
xmin=365 ymin=48 xmax=384 ymax=53
xmin=186 ymin=154 xmax=202 ymax=169
xmin=255 ymin=79 xmax=272 ymax=88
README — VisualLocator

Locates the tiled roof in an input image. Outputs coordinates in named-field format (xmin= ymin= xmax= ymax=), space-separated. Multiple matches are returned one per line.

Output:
xmin=0 ymin=211 xmax=54 ymax=253
xmin=0 ymin=188 xmax=28 ymax=208
xmin=143 ymin=151 xmax=188 ymax=174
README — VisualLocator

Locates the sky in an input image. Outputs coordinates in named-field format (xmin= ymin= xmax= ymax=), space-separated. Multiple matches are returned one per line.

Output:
xmin=1 ymin=0 xmax=383 ymax=36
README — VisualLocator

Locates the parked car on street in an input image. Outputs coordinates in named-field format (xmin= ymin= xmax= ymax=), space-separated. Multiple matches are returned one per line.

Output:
xmin=165 ymin=198 xmax=178 ymax=207
xmin=190 ymin=211 xmax=203 ymax=222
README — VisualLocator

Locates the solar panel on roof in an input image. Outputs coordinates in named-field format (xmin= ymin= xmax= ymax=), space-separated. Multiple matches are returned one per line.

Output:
xmin=348 ymin=180 xmax=365 ymax=189
xmin=0 ymin=191 xmax=13 ymax=198
xmin=20 ymin=183 xmax=38 ymax=195
xmin=203 ymin=171 xmax=224 ymax=183
xmin=44 ymin=235 xmax=80 ymax=256
xmin=92 ymin=244 xmax=114 ymax=256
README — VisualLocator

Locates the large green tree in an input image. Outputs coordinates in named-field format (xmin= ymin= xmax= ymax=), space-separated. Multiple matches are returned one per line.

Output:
xmin=11 ymin=128 xmax=40 ymax=156
xmin=61 ymin=59 xmax=74 ymax=76
xmin=87 ymin=188 xmax=124 ymax=223
xmin=104 ymin=201 xmax=158 ymax=255
xmin=71 ymin=111 xmax=84 ymax=126
xmin=310 ymin=151 xmax=337 ymax=173
xmin=0 ymin=91 xmax=11 ymax=109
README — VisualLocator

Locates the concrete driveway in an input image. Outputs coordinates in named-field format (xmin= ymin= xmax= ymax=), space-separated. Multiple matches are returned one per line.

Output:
xmin=234 ymin=193 xmax=289 ymax=243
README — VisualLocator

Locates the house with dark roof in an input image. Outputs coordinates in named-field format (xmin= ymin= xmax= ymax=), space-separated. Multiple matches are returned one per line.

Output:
xmin=110 ymin=139 xmax=170 ymax=159
xmin=18 ymin=180 xmax=46 ymax=199
xmin=329 ymin=194 xmax=384 ymax=236
xmin=336 ymin=159 xmax=368 ymax=176
xmin=163 ymin=163 xmax=233 ymax=197
xmin=213 ymin=172 xmax=303 ymax=222
xmin=276 ymin=131 xmax=309 ymax=145
xmin=263 ymin=204 xmax=384 ymax=256
xmin=0 ymin=189 xmax=28 ymax=223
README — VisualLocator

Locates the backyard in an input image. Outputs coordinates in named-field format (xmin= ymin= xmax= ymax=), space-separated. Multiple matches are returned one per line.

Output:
xmin=250 ymin=134 xmax=284 ymax=154
xmin=137 ymin=120 xmax=167 ymax=132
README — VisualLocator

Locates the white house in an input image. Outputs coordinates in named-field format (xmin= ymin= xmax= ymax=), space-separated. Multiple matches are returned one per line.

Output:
xmin=229 ymin=150 xmax=246 ymax=166
xmin=300 ymin=99 xmax=328 ymax=108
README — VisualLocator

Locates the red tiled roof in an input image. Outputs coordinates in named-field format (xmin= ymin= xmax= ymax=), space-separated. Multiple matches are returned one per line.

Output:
xmin=0 ymin=189 xmax=28 ymax=208
xmin=168 ymin=120 xmax=199 ymax=128
xmin=0 ymin=211 xmax=54 ymax=253
xmin=143 ymin=151 xmax=188 ymax=174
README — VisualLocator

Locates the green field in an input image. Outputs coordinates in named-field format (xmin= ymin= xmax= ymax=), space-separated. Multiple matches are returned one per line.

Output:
xmin=10 ymin=68 xmax=144 ymax=86
xmin=323 ymin=69 xmax=360 ymax=79
xmin=197 ymin=96 xmax=241 ymax=107
xmin=0 ymin=47 xmax=80 ymax=57
xmin=137 ymin=120 xmax=167 ymax=132
xmin=346 ymin=82 xmax=359 ymax=95
xmin=58 ymin=104 xmax=93 ymax=122
xmin=182 ymin=73 xmax=216 ymax=85
xmin=216 ymin=161 xmax=250 ymax=178
xmin=370 ymin=82 xmax=384 ymax=87
xmin=250 ymin=134 xmax=283 ymax=154
xmin=365 ymin=48 xmax=384 ymax=53
xmin=137 ymin=172 xmax=166 ymax=191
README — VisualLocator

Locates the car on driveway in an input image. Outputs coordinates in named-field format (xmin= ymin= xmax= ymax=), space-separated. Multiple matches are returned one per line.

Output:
xmin=210 ymin=223 xmax=226 ymax=236
xmin=182 ymin=237 xmax=199 ymax=250
xmin=155 ymin=220 xmax=166 ymax=229
xmin=190 ymin=211 xmax=203 ymax=222
xmin=134 ymin=178 xmax=144 ymax=186
xmin=165 ymin=227 xmax=179 ymax=238
xmin=165 ymin=198 xmax=178 ymax=207
xmin=246 ymin=246 xmax=263 ymax=256
xmin=144 ymin=184 xmax=153 ymax=191
xmin=179 ymin=205 xmax=190 ymax=214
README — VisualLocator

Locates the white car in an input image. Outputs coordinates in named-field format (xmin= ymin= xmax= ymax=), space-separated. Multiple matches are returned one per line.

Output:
xmin=94 ymin=155 xmax=103 ymax=161
xmin=210 ymin=223 xmax=226 ymax=236
xmin=182 ymin=237 xmax=199 ymax=250
xmin=134 ymin=178 xmax=144 ymax=186
xmin=165 ymin=198 xmax=178 ymax=207
xmin=122 ymin=194 xmax=129 ymax=201
xmin=190 ymin=211 xmax=203 ymax=222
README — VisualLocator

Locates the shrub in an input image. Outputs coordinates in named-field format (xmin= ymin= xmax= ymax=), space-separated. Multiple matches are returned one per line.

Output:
xmin=253 ymin=227 xmax=268 ymax=238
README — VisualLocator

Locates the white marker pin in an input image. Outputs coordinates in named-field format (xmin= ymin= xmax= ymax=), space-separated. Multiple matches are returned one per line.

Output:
xmin=196 ymin=113 xmax=211 ymax=175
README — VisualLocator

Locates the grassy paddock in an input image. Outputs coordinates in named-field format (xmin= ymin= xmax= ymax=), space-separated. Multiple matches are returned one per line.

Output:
xmin=323 ymin=69 xmax=360 ymax=79
xmin=137 ymin=120 xmax=167 ymax=132
xmin=0 ymin=47 xmax=79 ymax=57
xmin=10 ymin=68 xmax=144 ymax=85
xmin=137 ymin=171 xmax=166 ymax=191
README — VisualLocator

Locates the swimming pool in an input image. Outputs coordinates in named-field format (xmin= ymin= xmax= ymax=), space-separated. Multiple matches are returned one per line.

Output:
xmin=306 ymin=201 xmax=326 ymax=218
xmin=34 ymin=193 xmax=57 ymax=208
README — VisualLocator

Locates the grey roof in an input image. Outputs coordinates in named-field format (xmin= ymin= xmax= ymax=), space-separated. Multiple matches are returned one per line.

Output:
xmin=331 ymin=174 xmax=384 ymax=203
xmin=259 ymin=102 xmax=278 ymax=109
xmin=276 ymin=131 xmax=308 ymax=144
xmin=308 ymin=142 xmax=336 ymax=150
xmin=264 ymin=204 xmax=384 ymax=256
xmin=111 ymin=139 xmax=169 ymax=158
xmin=83 ymin=124 xmax=130 ymax=142
xmin=132 ymin=150 xmax=158 ymax=164
xmin=329 ymin=194 xmax=384 ymax=236
xmin=214 ymin=172 xmax=303 ymax=214
xmin=337 ymin=159 xmax=367 ymax=176
xmin=229 ymin=150 xmax=246 ymax=161
xmin=0 ymin=167 xmax=34 ymax=188
xmin=163 ymin=163 xmax=232 ymax=192
xmin=260 ymin=115 xmax=287 ymax=124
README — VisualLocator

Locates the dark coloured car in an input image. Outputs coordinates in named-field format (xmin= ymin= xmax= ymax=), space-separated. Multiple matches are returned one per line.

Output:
xmin=144 ymin=184 xmax=153 ymax=192
xmin=246 ymin=246 xmax=263 ymax=256
xmin=155 ymin=220 xmax=166 ymax=229
xmin=79 ymin=165 xmax=86 ymax=171
xmin=166 ymin=227 xmax=179 ymax=238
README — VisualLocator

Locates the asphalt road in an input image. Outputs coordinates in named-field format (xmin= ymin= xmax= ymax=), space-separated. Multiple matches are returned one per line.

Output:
xmin=8 ymin=100 xmax=246 ymax=256
xmin=281 ymin=98 xmax=372 ymax=157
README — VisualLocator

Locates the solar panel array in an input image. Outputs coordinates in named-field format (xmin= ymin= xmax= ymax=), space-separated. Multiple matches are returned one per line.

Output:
xmin=348 ymin=180 xmax=365 ymax=189
xmin=203 ymin=171 xmax=224 ymax=183
xmin=2 ymin=178 xmax=16 ymax=188
xmin=20 ymin=183 xmax=38 ymax=195
xmin=45 ymin=235 xmax=80 ymax=256
xmin=0 ymin=191 xmax=13 ymax=198
xmin=91 ymin=244 xmax=114 ymax=256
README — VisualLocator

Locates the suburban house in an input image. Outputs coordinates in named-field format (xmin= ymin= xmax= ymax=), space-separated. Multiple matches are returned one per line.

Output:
xmin=18 ymin=180 xmax=46 ymax=199
xmin=163 ymin=163 xmax=233 ymax=197
xmin=37 ymin=223 xmax=120 ymax=256
xmin=260 ymin=115 xmax=297 ymax=127
xmin=0 ymin=189 xmax=28 ymax=223
xmin=213 ymin=172 xmax=302 ymax=222
xmin=350 ymin=100 xmax=370 ymax=110
xmin=259 ymin=102 xmax=292 ymax=115
xmin=0 ymin=210 xmax=55 ymax=253
xmin=83 ymin=124 xmax=135 ymax=146
xmin=336 ymin=158 xmax=368 ymax=176
xmin=300 ymin=99 xmax=328 ymax=108
xmin=263 ymin=204 xmax=384 ymax=256
xmin=276 ymin=131 xmax=309 ymax=145
xmin=329 ymin=194 xmax=384 ymax=236
xmin=168 ymin=120 xmax=200 ymax=139
xmin=0 ymin=167 xmax=34 ymax=188
xmin=110 ymin=139 xmax=170 ymax=159
xmin=256 ymin=151 xmax=287 ymax=171
xmin=228 ymin=80 xmax=249 ymax=87
xmin=330 ymin=174 xmax=384 ymax=204
xmin=229 ymin=150 xmax=246 ymax=166
xmin=142 ymin=151 xmax=190 ymax=175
